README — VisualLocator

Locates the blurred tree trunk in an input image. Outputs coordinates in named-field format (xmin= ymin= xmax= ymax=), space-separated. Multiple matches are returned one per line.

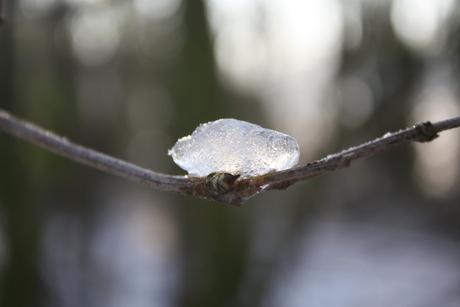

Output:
xmin=0 ymin=1 xmax=44 ymax=306
xmin=337 ymin=2 xmax=422 ymax=193
xmin=173 ymin=1 xmax=248 ymax=307
xmin=173 ymin=0 xmax=223 ymax=135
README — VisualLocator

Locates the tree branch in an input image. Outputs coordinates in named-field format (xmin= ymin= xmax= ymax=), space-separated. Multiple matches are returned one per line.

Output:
xmin=0 ymin=110 xmax=207 ymax=199
xmin=1 ymin=108 xmax=460 ymax=205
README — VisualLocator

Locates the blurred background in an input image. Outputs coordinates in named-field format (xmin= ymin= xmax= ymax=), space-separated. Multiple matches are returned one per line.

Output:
xmin=1 ymin=0 xmax=460 ymax=306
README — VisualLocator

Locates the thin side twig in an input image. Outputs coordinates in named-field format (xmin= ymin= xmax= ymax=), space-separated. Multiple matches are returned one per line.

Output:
xmin=1 ymin=108 xmax=460 ymax=205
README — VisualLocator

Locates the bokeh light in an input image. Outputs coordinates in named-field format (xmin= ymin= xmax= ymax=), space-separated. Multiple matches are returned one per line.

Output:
xmin=391 ymin=0 xmax=455 ymax=55
xmin=69 ymin=4 xmax=121 ymax=66
xmin=3 ymin=0 xmax=460 ymax=306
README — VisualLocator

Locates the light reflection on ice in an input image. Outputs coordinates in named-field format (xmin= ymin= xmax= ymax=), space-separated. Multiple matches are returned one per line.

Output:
xmin=169 ymin=119 xmax=300 ymax=178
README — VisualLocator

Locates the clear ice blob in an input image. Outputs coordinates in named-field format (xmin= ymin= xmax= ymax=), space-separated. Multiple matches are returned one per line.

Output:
xmin=168 ymin=119 xmax=300 ymax=178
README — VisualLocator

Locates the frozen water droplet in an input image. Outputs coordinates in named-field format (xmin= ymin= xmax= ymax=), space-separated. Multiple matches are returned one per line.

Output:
xmin=383 ymin=132 xmax=392 ymax=138
xmin=168 ymin=119 xmax=300 ymax=177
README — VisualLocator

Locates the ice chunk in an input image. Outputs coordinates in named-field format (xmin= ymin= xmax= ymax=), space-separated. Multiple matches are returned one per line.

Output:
xmin=168 ymin=119 xmax=300 ymax=178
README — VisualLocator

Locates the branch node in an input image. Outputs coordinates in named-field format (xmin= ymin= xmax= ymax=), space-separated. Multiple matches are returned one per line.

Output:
xmin=204 ymin=173 xmax=244 ymax=205
xmin=342 ymin=153 xmax=356 ymax=167
xmin=415 ymin=121 xmax=439 ymax=143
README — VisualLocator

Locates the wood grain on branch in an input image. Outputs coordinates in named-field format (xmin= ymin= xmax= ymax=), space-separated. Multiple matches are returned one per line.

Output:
xmin=1 ymin=108 xmax=460 ymax=205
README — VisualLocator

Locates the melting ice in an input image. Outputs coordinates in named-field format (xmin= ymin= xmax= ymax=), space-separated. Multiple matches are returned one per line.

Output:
xmin=168 ymin=119 xmax=300 ymax=178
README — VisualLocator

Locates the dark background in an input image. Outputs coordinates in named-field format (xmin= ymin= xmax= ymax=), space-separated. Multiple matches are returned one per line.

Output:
xmin=1 ymin=0 xmax=460 ymax=306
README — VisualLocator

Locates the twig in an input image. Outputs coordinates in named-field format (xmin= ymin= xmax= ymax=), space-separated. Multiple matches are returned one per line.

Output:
xmin=1 ymin=108 xmax=460 ymax=205
xmin=0 ymin=110 xmax=207 ymax=199
xmin=245 ymin=120 xmax=448 ymax=189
